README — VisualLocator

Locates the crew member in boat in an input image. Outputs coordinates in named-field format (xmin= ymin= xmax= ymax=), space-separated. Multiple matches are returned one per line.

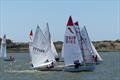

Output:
xmin=9 ymin=56 xmax=15 ymax=60
xmin=92 ymin=54 xmax=97 ymax=62
xmin=74 ymin=60 xmax=81 ymax=69
xmin=47 ymin=62 xmax=54 ymax=69
xmin=94 ymin=55 xmax=97 ymax=62
xmin=29 ymin=61 xmax=33 ymax=67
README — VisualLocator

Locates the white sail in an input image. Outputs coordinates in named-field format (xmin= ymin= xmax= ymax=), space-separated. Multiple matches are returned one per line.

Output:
xmin=80 ymin=26 xmax=93 ymax=63
xmin=29 ymin=30 xmax=33 ymax=62
xmin=29 ymin=26 xmax=55 ymax=68
xmin=63 ymin=16 xmax=83 ymax=66
xmin=43 ymin=23 xmax=58 ymax=59
xmin=61 ymin=44 xmax=64 ymax=58
xmin=91 ymin=43 xmax=103 ymax=61
xmin=51 ymin=39 xmax=58 ymax=58
xmin=81 ymin=26 xmax=102 ymax=62
xmin=0 ymin=34 xmax=7 ymax=58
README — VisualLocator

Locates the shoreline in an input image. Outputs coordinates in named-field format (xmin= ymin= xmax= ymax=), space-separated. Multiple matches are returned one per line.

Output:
xmin=7 ymin=48 xmax=120 ymax=53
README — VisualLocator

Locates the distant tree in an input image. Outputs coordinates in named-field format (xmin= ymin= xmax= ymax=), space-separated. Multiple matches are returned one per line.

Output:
xmin=115 ymin=39 xmax=120 ymax=42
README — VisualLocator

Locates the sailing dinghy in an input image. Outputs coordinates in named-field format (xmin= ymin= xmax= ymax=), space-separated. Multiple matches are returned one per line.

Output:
xmin=63 ymin=16 xmax=95 ymax=72
xmin=0 ymin=34 xmax=15 ymax=61
xmin=43 ymin=23 xmax=59 ymax=61
xmin=80 ymin=26 xmax=103 ymax=64
xmin=29 ymin=26 xmax=63 ymax=71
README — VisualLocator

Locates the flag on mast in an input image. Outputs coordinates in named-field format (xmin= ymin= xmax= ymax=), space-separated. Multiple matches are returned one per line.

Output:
xmin=29 ymin=30 xmax=33 ymax=40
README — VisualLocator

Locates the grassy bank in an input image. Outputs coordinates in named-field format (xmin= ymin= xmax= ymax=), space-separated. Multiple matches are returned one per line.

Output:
xmin=1 ymin=39 xmax=120 ymax=53
xmin=7 ymin=48 xmax=29 ymax=53
xmin=7 ymin=47 xmax=120 ymax=53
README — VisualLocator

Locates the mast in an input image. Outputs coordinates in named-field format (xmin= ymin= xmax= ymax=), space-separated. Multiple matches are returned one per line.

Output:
xmin=83 ymin=26 xmax=93 ymax=55
xmin=29 ymin=25 xmax=55 ymax=68
xmin=74 ymin=22 xmax=85 ymax=63
xmin=63 ymin=16 xmax=83 ymax=66
xmin=80 ymin=26 xmax=95 ymax=63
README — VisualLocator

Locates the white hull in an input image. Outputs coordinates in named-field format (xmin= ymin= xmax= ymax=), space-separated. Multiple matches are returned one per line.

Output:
xmin=64 ymin=65 xmax=95 ymax=72
xmin=33 ymin=65 xmax=64 ymax=71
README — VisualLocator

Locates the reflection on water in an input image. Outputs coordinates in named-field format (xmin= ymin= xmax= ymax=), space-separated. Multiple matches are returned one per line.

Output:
xmin=0 ymin=52 xmax=120 ymax=80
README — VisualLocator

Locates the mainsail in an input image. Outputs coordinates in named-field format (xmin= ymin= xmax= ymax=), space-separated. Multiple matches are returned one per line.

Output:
xmin=81 ymin=26 xmax=102 ymax=62
xmin=63 ymin=16 xmax=83 ymax=66
xmin=79 ymin=26 xmax=93 ymax=63
xmin=91 ymin=42 xmax=103 ymax=61
xmin=43 ymin=23 xmax=58 ymax=59
xmin=0 ymin=34 xmax=7 ymax=58
xmin=29 ymin=25 xmax=55 ymax=68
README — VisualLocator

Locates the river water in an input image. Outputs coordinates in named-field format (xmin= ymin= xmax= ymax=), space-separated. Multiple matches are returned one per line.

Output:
xmin=0 ymin=52 xmax=120 ymax=80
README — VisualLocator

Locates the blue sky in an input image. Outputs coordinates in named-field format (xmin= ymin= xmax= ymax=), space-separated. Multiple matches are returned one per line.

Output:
xmin=0 ymin=0 xmax=120 ymax=42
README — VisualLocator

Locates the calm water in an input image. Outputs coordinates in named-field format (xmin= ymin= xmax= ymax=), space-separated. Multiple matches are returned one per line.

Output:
xmin=0 ymin=52 xmax=120 ymax=80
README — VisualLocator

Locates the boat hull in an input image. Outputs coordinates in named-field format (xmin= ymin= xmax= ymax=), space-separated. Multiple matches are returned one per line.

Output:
xmin=64 ymin=65 xmax=95 ymax=72
xmin=3 ymin=57 xmax=15 ymax=61
xmin=33 ymin=65 xmax=64 ymax=71
xmin=3 ymin=59 xmax=15 ymax=61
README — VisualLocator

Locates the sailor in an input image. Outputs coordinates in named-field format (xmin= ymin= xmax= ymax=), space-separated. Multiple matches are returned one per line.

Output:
xmin=47 ymin=62 xmax=54 ymax=69
xmin=92 ymin=54 xmax=97 ymax=62
xmin=9 ymin=56 xmax=14 ymax=60
xmin=31 ymin=64 xmax=34 ymax=67
xmin=9 ymin=56 xmax=12 ymax=59
xmin=55 ymin=57 xmax=59 ymax=61
xmin=74 ymin=60 xmax=80 ymax=69
xmin=94 ymin=55 xmax=98 ymax=62
xmin=29 ymin=61 xmax=33 ymax=67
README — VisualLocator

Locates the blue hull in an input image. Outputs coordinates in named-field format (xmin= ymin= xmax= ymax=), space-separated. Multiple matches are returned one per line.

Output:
xmin=64 ymin=65 xmax=95 ymax=72
xmin=96 ymin=61 xmax=103 ymax=65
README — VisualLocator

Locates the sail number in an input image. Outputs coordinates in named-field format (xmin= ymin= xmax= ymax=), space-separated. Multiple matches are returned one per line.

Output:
xmin=66 ymin=36 xmax=76 ymax=44
xmin=33 ymin=47 xmax=45 ymax=53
